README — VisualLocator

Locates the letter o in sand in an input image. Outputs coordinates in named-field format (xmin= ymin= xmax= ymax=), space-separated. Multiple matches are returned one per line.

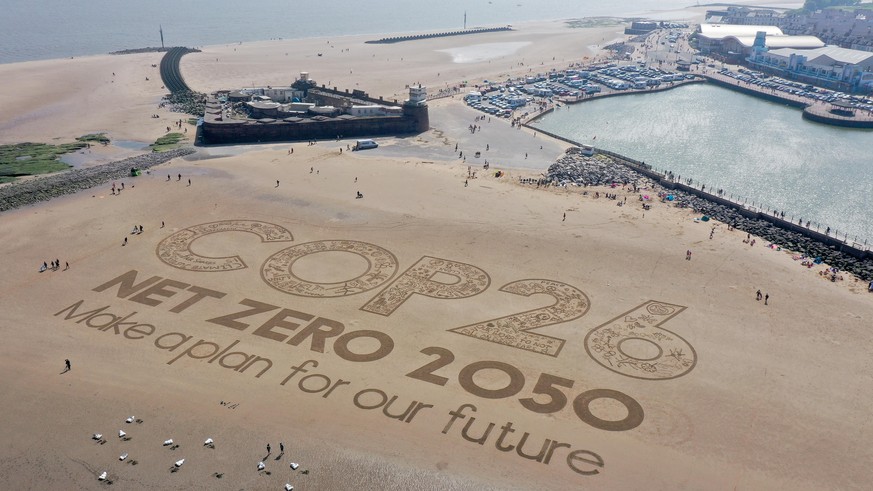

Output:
xmin=334 ymin=330 xmax=394 ymax=362
xmin=261 ymin=240 xmax=398 ymax=297
xmin=573 ymin=389 xmax=644 ymax=431
xmin=299 ymin=374 xmax=332 ymax=393
xmin=354 ymin=388 xmax=388 ymax=410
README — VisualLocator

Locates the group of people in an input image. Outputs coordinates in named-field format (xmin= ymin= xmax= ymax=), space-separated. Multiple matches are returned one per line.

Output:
xmin=755 ymin=290 xmax=770 ymax=305
xmin=40 ymin=259 xmax=68 ymax=272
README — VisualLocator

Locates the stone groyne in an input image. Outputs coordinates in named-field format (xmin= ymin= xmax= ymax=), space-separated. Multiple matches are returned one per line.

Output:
xmin=366 ymin=26 xmax=511 ymax=44
xmin=0 ymin=148 xmax=195 ymax=213
xmin=529 ymin=129 xmax=873 ymax=282
xmin=110 ymin=47 xmax=171 ymax=55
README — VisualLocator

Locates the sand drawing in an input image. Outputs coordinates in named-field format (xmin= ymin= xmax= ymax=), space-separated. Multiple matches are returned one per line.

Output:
xmin=450 ymin=279 xmax=590 ymax=356
xmin=157 ymin=220 xmax=294 ymax=272
xmin=261 ymin=240 xmax=399 ymax=297
xmin=584 ymin=301 xmax=696 ymax=380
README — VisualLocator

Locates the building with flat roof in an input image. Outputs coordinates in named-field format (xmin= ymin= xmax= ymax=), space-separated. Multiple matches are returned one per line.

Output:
xmin=749 ymin=45 xmax=873 ymax=93
xmin=201 ymin=73 xmax=429 ymax=144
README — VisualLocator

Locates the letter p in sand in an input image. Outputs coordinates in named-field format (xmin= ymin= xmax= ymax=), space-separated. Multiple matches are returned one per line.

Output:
xmin=361 ymin=256 xmax=490 ymax=316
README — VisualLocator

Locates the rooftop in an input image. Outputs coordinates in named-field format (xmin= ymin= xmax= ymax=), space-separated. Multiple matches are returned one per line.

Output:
xmin=699 ymin=24 xmax=784 ymax=38
xmin=767 ymin=46 xmax=873 ymax=66
xmin=732 ymin=35 xmax=825 ymax=49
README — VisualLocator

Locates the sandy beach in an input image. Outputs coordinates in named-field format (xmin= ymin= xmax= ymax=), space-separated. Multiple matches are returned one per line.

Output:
xmin=3 ymin=9 xmax=873 ymax=490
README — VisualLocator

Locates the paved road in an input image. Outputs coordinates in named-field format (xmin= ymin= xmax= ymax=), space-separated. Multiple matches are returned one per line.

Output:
xmin=372 ymin=100 xmax=569 ymax=172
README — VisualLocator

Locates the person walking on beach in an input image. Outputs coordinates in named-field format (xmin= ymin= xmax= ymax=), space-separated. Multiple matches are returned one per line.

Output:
xmin=267 ymin=443 xmax=271 ymax=454
xmin=188 ymin=179 xmax=191 ymax=186
xmin=756 ymin=290 xmax=762 ymax=301
xmin=686 ymin=250 xmax=692 ymax=261
xmin=563 ymin=212 xmax=566 ymax=222
xmin=64 ymin=359 xmax=71 ymax=372
xmin=764 ymin=293 xmax=769 ymax=305
xmin=65 ymin=261 xmax=69 ymax=271
xmin=280 ymin=442 xmax=284 ymax=453
xmin=276 ymin=180 xmax=280 ymax=187
xmin=123 ymin=237 xmax=127 ymax=246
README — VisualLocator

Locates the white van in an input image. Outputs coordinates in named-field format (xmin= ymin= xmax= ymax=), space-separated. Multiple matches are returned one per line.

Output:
xmin=354 ymin=139 xmax=378 ymax=151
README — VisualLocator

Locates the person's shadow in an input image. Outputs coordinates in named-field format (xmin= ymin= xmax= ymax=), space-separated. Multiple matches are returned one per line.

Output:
xmin=61 ymin=367 xmax=70 ymax=375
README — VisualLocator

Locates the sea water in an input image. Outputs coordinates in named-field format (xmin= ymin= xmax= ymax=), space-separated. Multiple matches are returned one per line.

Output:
xmin=531 ymin=83 xmax=873 ymax=243
xmin=1 ymin=0 xmax=700 ymax=64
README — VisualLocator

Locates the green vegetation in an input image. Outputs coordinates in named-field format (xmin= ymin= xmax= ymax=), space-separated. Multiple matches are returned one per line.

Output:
xmin=801 ymin=0 xmax=860 ymax=11
xmin=149 ymin=132 xmax=187 ymax=152
xmin=0 ymin=142 xmax=85 ymax=183
xmin=76 ymin=133 xmax=111 ymax=145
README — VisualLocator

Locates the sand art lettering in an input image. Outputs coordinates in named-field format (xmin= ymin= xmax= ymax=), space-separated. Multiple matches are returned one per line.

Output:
xmin=92 ymin=270 xmax=394 ymax=363
xmin=584 ymin=301 xmax=696 ymax=380
xmin=156 ymin=220 xmax=294 ymax=272
xmin=49 ymin=221 xmax=706 ymax=481
xmin=54 ymin=300 xmax=274 ymax=378
xmin=449 ymin=279 xmax=590 ymax=357
xmin=441 ymin=403 xmax=606 ymax=475
xmin=152 ymin=221 xmax=698 ymax=375
xmin=407 ymin=346 xmax=644 ymax=431
xmin=262 ymin=240 xmax=399 ymax=297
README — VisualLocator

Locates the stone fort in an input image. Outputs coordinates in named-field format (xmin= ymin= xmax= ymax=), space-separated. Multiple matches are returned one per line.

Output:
xmin=200 ymin=72 xmax=429 ymax=144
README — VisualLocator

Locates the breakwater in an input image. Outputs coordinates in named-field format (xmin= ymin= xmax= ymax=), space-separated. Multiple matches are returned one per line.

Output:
xmin=0 ymin=148 xmax=195 ymax=213
xmin=159 ymin=47 xmax=199 ymax=94
xmin=365 ymin=26 xmax=512 ymax=44
xmin=528 ymin=126 xmax=873 ymax=282
xmin=110 ymin=47 xmax=171 ymax=55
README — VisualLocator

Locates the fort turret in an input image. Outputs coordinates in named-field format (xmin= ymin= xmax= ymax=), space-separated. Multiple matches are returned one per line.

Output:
xmin=403 ymin=85 xmax=430 ymax=132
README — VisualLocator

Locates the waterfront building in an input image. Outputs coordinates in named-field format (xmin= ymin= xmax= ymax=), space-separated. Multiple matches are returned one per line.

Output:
xmin=707 ymin=6 xmax=873 ymax=53
xmin=624 ymin=21 xmax=658 ymax=35
xmin=749 ymin=45 xmax=873 ymax=93
xmin=706 ymin=7 xmax=786 ymax=26
xmin=696 ymin=24 xmax=823 ymax=61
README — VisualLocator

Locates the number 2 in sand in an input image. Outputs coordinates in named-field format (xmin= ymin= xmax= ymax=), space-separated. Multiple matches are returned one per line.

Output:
xmin=449 ymin=279 xmax=590 ymax=357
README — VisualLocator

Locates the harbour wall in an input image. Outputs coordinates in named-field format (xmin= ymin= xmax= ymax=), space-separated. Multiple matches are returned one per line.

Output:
xmin=525 ymin=124 xmax=871 ymax=261
xmin=201 ymin=107 xmax=428 ymax=144
xmin=801 ymin=108 xmax=873 ymax=128
xmin=703 ymin=75 xmax=873 ymax=128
